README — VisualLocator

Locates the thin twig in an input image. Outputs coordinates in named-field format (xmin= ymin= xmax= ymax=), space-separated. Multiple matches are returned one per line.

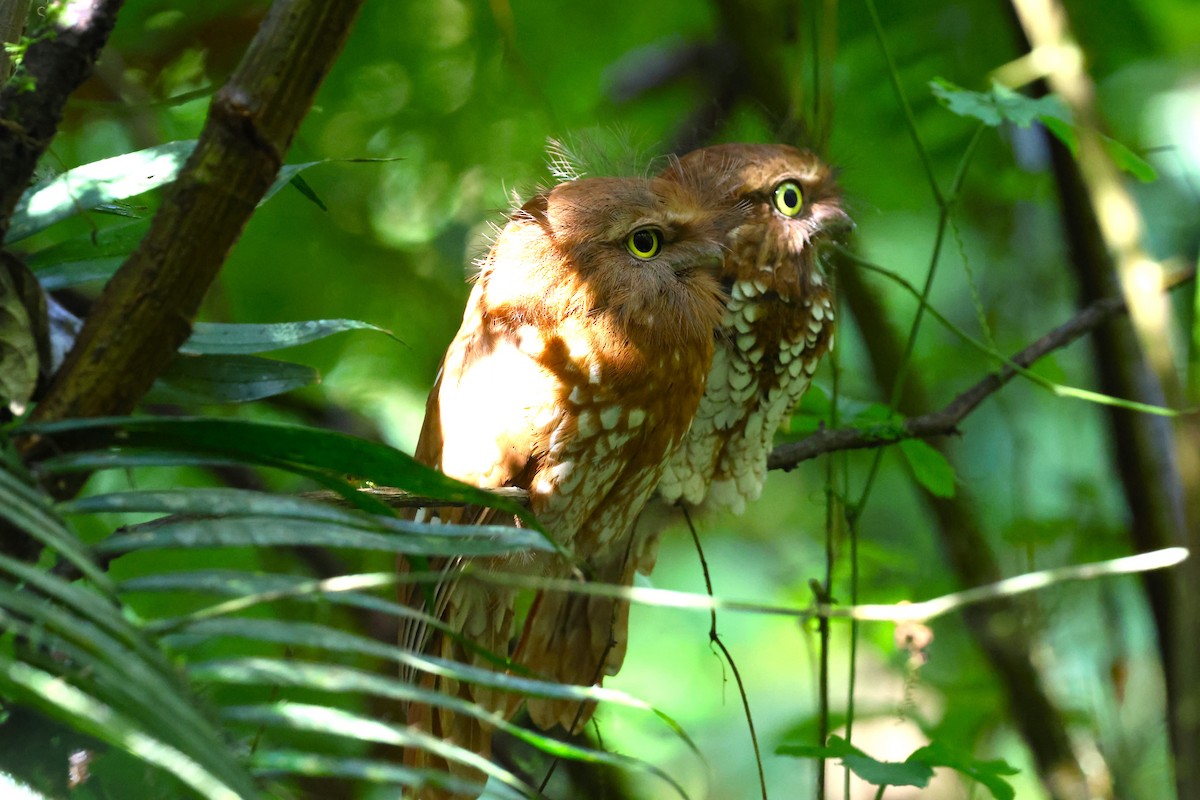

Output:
xmin=682 ymin=506 xmax=768 ymax=800
xmin=768 ymin=290 xmax=1132 ymax=470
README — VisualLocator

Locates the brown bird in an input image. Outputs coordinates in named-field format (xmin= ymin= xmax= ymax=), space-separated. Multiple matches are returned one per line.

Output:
xmin=655 ymin=143 xmax=851 ymax=516
xmin=401 ymin=170 xmax=741 ymax=790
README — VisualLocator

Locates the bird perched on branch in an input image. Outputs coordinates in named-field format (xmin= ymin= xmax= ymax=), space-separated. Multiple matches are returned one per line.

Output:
xmin=401 ymin=169 xmax=742 ymax=790
xmin=655 ymin=143 xmax=852 ymax=516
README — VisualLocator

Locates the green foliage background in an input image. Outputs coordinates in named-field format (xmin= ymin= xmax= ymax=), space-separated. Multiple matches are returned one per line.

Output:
xmin=3 ymin=0 xmax=1199 ymax=798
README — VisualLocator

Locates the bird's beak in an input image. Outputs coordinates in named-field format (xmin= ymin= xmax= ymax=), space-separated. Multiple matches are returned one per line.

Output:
xmin=817 ymin=205 xmax=855 ymax=240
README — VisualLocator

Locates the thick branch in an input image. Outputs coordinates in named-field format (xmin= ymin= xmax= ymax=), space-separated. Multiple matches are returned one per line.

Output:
xmin=769 ymin=292 xmax=1127 ymax=470
xmin=28 ymin=0 xmax=363 ymax=431
xmin=0 ymin=0 xmax=122 ymax=239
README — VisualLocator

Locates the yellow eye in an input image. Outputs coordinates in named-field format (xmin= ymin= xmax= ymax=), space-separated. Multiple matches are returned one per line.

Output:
xmin=773 ymin=180 xmax=804 ymax=217
xmin=626 ymin=226 xmax=663 ymax=260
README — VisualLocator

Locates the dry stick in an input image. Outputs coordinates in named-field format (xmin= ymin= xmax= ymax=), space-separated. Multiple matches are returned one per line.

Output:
xmin=681 ymin=506 xmax=768 ymax=800
xmin=26 ymin=0 xmax=365 ymax=442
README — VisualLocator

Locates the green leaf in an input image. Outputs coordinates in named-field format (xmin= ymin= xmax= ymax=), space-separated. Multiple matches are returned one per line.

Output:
xmin=226 ymin=694 xmax=689 ymax=799
xmin=19 ymin=416 xmax=540 ymax=530
xmin=6 ymin=141 xmax=196 ymax=243
xmin=899 ymin=439 xmax=957 ymax=498
xmin=259 ymin=156 xmax=401 ymax=207
xmin=224 ymin=703 xmax=535 ymax=796
xmin=178 ymin=620 xmax=645 ymax=709
xmin=149 ymin=354 xmax=320 ymax=404
xmin=930 ymin=78 xmax=1069 ymax=128
xmin=1040 ymin=115 xmax=1078 ymax=154
xmin=27 ymin=219 xmax=151 ymax=290
xmin=0 ymin=255 xmax=43 ymax=407
xmin=0 ymin=660 xmax=256 ymax=800
xmin=30 ymin=256 xmax=124 ymax=290
xmin=262 ymin=161 xmax=326 ymax=206
xmin=248 ymin=750 xmax=493 ymax=798
xmin=907 ymin=742 xmax=1019 ymax=800
xmin=199 ymin=659 xmax=671 ymax=797
xmin=286 ymin=173 xmax=328 ymax=211
xmin=95 ymin=516 xmax=545 ymax=559
xmin=844 ymin=753 xmax=933 ymax=788
xmin=0 ymin=582 xmax=257 ymax=795
xmin=1102 ymin=135 xmax=1158 ymax=182
xmin=66 ymin=487 xmax=543 ymax=548
xmin=778 ymin=736 xmax=933 ymax=788
xmin=180 ymin=319 xmax=394 ymax=355
xmin=0 ymin=468 xmax=113 ymax=590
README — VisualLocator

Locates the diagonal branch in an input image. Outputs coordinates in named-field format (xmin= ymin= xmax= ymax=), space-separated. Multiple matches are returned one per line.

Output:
xmin=27 ymin=0 xmax=364 ymax=440
xmin=769 ymin=292 xmax=1128 ymax=470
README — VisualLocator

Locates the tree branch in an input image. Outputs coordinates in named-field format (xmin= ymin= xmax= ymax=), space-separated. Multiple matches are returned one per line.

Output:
xmin=769 ymin=291 xmax=1128 ymax=470
xmin=0 ymin=0 xmax=123 ymax=240
xmin=27 ymin=0 xmax=364 ymax=438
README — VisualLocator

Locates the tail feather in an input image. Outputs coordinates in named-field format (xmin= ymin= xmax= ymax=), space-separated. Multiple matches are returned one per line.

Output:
xmin=514 ymin=555 xmax=634 ymax=732
xmin=401 ymin=565 xmax=520 ymax=797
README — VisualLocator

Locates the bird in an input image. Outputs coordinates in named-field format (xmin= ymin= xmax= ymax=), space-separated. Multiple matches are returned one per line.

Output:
xmin=400 ymin=169 xmax=742 ymax=792
xmin=653 ymin=143 xmax=852 ymax=517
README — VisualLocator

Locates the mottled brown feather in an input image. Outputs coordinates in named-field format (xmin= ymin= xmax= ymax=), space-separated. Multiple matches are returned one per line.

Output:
xmin=655 ymin=143 xmax=852 ymax=515
xmin=400 ymin=173 xmax=741 ymax=795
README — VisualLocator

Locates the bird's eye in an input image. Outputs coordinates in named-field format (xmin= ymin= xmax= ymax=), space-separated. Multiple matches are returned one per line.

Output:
xmin=626 ymin=227 xmax=663 ymax=260
xmin=772 ymin=180 xmax=804 ymax=217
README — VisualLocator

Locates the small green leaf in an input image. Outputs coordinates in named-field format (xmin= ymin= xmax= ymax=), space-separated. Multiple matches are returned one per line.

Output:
xmin=260 ymin=156 xmax=401 ymax=207
xmin=149 ymin=354 xmax=319 ymax=404
xmin=930 ymin=78 xmax=1069 ymax=129
xmin=899 ymin=439 xmax=957 ymax=498
xmin=1102 ymin=135 xmax=1158 ymax=183
xmin=778 ymin=736 xmax=933 ymax=788
xmin=27 ymin=219 xmax=151 ymax=289
xmin=6 ymin=141 xmax=196 ymax=243
xmin=180 ymin=319 xmax=394 ymax=355
xmin=287 ymin=173 xmax=328 ymax=211
xmin=31 ymin=256 xmax=125 ymax=290
xmin=908 ymin=742 xmax=1019 ymax=800
xmin=1040 ymin=115 xmax=1078 ymax=154
xmin=844 ymin=752 xmax=934 ymax=788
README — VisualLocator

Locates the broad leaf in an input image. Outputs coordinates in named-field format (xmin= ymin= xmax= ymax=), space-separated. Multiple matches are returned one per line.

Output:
xmin=180 ymin=319 xmax=394 ymax=355
xmin=930 ymin=78 xmax=1067 ymax=128
xmin=27 ymin=219 xmax=152 ymax=289
xmin=907 ymin=742 xmax=1018 ymax=800
xmin=20 ymin=416 xmax=541 ymax=531
xmin=150 ymin=353 xmax=320 ymax=404
xmin=899 ymin=438 xmax=957 ymax=498
xmin=6 ymin=142 xmax=195 ymax=243
xmin=778 ymin=736 xmax=933 ymax=788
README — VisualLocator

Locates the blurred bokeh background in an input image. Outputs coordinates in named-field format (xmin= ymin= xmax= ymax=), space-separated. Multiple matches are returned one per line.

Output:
xmin=9 ymin=0 xmax=1200 ymax=797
